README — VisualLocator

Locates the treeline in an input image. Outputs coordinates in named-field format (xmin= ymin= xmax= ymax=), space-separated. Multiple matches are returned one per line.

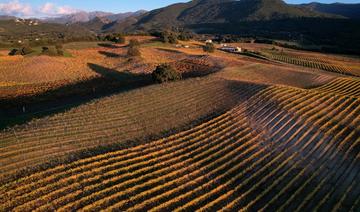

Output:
xmin=0 ymin=35 xmax=97 ymax=48
xmin=149 ymin=29 xmax=195 ymax=44
xmin=189 ymin=18 xmax=360 ymax=55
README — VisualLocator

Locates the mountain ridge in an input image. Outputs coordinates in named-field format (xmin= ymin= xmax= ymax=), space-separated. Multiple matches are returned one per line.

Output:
xmin=132 ymin=0 xmax=337 ymax=30
xmin=300 ymin=2 xmax=360 ymax=19
xmin=44 ymin=10 xmax=147 ymax=24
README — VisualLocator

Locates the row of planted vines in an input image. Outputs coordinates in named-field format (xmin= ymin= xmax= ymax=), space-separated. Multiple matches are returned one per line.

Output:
xmin=261 ymin=50 xmax=357 ymax=77
xmin=1 ymin=83 xmax=359 ymax=211
xmin=0 ymin=77 xmax=261 ymax=180
xmin=313 ymin=77 xmax=360 ymax=97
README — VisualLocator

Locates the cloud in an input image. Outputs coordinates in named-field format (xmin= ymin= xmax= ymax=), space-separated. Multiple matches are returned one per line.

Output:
xmin=39 ymin=2 xmax=80 ymax=17
xmin=0 ymin=0 xmax=33 ymax=17
xmin=39 ymin=2 xmax=55 ymax=15
xmin=0 ymin=0 xmax=80 ymax=18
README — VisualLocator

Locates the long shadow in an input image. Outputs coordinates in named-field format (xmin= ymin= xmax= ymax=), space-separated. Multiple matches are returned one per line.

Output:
xmin=0 ymin=64 xmax=153 ymax=130
xmin=155 ymin=48 xmax=183 ymax=54
xmin=0 ymin=61 xmax=226 ymax=130
xmin=98 ymin=43 xmax=123 ymax=49
xmin=98 ymin=50 xmax=125 ymax=58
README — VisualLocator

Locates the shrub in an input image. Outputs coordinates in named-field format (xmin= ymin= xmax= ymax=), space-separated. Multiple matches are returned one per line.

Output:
xmin=55 ymin=44 xmax=65 ymax=56
xmin=127 ymin=46 xmax=141 ymax=57
xmin=152 ymin=64 xmax=182 ymax=83
xmin=160 ymin=31 xmax=178 ymax=44
xmin=41 ymin=46 xmax=58 ymax=56
xmin=57 ymin=49 xmax=64 ymax=56
xmin=129 ymin=39 xmax=140 ymax=47
xmin=104 ymin=34 xmax=125 ymax=44
xmin=55 ymin=43 xmax=63 ymax=50
xmin=9 ymin=48 xmax=21 ymax=56
xmin=203 ymin=43 xmax=215 ymax=53
xmin=127 ymin=39 xmax=141 ymax=57
xmin=178 ymin=31 xmax=193 ymax=41
xmin=20 ymin=46 xmax=34 ymax=55
xmin=114 ymin=36 xmax=125 ymax=44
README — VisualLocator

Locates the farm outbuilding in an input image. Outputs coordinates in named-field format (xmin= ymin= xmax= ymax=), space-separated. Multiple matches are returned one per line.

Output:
xmin=220 ymin=46 xmax=242 ymax=53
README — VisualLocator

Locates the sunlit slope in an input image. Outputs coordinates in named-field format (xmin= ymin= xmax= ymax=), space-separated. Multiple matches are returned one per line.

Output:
xmin=0 ymin=77 xmax=262 ymax=180
xmin=261 ymin=50 xmax=359 ymax=77
xmin=313 ymin=77 xmax=360 ymax=97
xmin=1 ymin=84 xmax=358 ymax=211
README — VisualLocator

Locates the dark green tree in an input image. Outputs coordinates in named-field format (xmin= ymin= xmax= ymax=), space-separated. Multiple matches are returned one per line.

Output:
xmin=152 ymin=64 xmax=182 ymax=83
xmin=203 ymin=42 xmax=215 ymax=53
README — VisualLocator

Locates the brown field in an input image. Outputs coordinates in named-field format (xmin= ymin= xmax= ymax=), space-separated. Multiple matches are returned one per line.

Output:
xmin=0 ymin=38 xmax=359 ymax=211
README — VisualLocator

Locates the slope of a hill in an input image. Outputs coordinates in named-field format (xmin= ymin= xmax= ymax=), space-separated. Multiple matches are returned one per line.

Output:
xmin=0 ymin=77 xmax=257 ymax=181
xmin=313 ymin=77 xmax=360 ymax=97
xmin=44 ymin=10 xmax=147 ymax=24
xmin=0 ymin=19 xmax=93 ymax=44
xmin=78 ymin=10 xmax=147 ymax=33
xmin=44 ymin=11 xmax=114 ymax=24
xmin=300 ymin=2 xmax=360 ymax=19
xmin=135 ymin=0 xmax=332 ymax=29
xmin=80 ymin=17 xmax=112 ymax=33
xmin=217 ymin=63 xmax=334 ymax=88
xmin=0 ymin=15 xmax=16 ymax=20
xmin=1 ymin=80 xmax=358 ymax=211
xmin=120 ymin=0 xmax=360 ymax=54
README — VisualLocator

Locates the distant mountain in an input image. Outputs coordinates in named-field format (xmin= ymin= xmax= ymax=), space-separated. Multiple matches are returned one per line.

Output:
xmin=44 ymin=10 xmax=147 ymax=25
xmin=0 ymin=15 xmax=17 ymax=20
xmin=132 ymin=0 xmax=335 ymax=30
xmin=0 ymin=19 xmax=93 ymax=45
xmin=300 ymin=2 xmax=360 ymax=19
xmin=80 ymin=16 xmax=112 ymax=32
xmin=78 ymin=10 xmax=147 ymax=33
xmin=119 ymin=0 xmax=359 ymax=54
xmin=45 ymin=11 xmax=113 ymax=24
xmin=106 ymin=10 xmax=147 ymax=22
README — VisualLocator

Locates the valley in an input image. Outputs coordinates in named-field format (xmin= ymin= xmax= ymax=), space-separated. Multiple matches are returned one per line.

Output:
xmin=0 ymin=0 xmax=359 ymax=211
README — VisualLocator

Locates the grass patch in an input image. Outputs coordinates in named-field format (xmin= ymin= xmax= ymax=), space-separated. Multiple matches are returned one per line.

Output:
xmin=141 ymin=41 xmax=172 ymax=48
xmin=64 ymin=42 xmax=102 ymax=50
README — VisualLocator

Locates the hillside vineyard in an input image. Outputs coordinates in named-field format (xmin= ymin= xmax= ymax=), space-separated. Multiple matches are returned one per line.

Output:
xmin=1 ymin=0 xmax=360 ymax=210
xmin=1 ymin=80 xmax=359 ymax=211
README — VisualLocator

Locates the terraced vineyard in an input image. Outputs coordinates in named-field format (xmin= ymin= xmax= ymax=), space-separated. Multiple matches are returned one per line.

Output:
xmin=0 ymin=77 xmax=261 ymax=181
xmin=261 ymin=51 xmax=356 ymax=76
xmin=1 ymin=82 xmax=359 ymax=211
xmin=313 ymin=77 xmax=360 ymax=97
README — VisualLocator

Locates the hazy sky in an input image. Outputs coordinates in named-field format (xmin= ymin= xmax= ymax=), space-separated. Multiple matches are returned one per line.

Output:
xmin=1 ymin=0 xmax=359 ymax=17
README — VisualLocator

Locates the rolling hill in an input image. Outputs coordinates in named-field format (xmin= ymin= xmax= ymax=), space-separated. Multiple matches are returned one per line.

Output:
xmin=122 ymin=0 xmax=360 ymax=54
xmin=300 ymin=2 xmax=360 ymax=19
xmin=0 ymin=19 xmax=94 ymax=46
xmin=44 ymin=10 xmax=147 ymax=25
xmin=133 ymin=0 xmax=335 ymax=29
xmin=79 ymin=10 xmax=147 ymax=33
xmin=44 ymin=11 xmax=114 ymax=24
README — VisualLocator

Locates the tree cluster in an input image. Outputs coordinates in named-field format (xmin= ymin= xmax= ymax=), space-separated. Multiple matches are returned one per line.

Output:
xmin=127 ymin=39 xmax=141 ymax=57
xmin=152 ymin=64 xmax=182 ymax=83
xmin=8 ymin=46 xmax=34 ymax=56
xmin=203 ymin=42 xmax=215 ymax=53
xmin=103 ymin=34 xmax=126 ymax=44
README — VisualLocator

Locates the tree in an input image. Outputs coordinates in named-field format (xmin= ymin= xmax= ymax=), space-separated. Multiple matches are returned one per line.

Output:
xmin=178 ymin=31 xmax=193 ymax=41
xmin=127 ymin=39 xmax=141 ymax=57
xmin=55 ymin=43 xmax=63 ymax=50
xmin=55 ymin=43 xmax=64 ymax=56
xmin=129 ymin=39 xmax=140 ymax=47
xmin=8 ymin=49 xmax=21 ymax=56
xmin=127 ymin=46 xmax=141 ymax=57
xmin=160 ymin=31 xmax=178 ymax=44
xmin=152 ymin=64 xmax=182 ymax=83
xmin=41 ymin=46 xmax=57 ymax=56
xmin=20 ymin=46 xmax=34 ymax=55
xmin=203 ymin=42 xmax=215 ymax=53
xmin=103 ymin=34 xmax=125 ymax=44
